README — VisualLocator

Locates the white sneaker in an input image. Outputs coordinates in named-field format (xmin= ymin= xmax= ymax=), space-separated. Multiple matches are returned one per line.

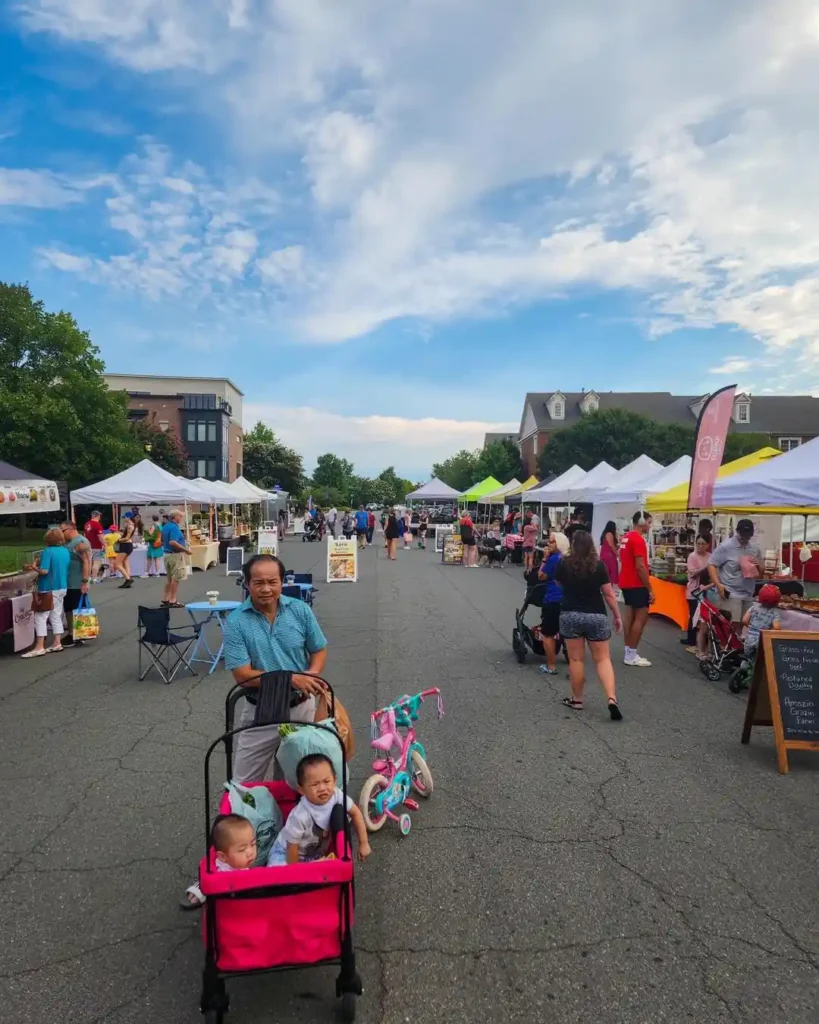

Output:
xmin=624 ymin=655 xmax=652 ymax=667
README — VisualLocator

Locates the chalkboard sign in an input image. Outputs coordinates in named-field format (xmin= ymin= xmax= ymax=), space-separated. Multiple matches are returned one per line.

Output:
xmin=741 ymin=630 xmax=819 ymax=773
xmin=225 ymin=547 xmax=245 ymax=576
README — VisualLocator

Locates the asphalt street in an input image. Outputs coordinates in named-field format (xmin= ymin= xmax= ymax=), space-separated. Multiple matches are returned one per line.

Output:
xmin=1 ymin=535 xmax=818 ymax=1023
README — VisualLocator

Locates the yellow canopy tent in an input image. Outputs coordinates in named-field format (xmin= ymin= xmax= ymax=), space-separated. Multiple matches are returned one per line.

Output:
xmin=645 ymin=447 xmax=781 ymax=514
xmin=505 ymin=476 xmax=540 ymax=498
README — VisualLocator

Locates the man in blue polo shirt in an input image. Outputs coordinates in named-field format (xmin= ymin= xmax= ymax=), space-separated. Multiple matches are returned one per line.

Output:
xmin=223 ymin=553 xmax=328 ymax=782
xmin=182 ymin=552 xmax=329 ymax=909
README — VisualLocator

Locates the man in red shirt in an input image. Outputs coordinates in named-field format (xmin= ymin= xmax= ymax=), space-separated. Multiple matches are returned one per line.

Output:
xmin=83 ymin=510 xmax=105 ymax=580
xmin=619 ymin=511 xmax=654 ymax=667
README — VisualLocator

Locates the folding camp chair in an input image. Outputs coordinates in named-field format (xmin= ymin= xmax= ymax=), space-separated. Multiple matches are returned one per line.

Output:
xmin=282 ymin=585 xmax=304 ymax=601
xmin=137 ymin=606 xmax=201 ymax=684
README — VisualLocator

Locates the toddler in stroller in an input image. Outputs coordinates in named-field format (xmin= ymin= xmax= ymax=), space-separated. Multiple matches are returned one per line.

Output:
xmin=727 ymin=584 xmax=782 ymax=693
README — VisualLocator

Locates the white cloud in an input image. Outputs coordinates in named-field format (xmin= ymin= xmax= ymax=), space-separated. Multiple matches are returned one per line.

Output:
xmin=709 ymin=357 xmax=753 ymax=375
xmin=244 ymin=403 xmax=516 ymax=478
xmin=257 ymin=245 xmax=305 ymax=283
xmin=39 ymin=248 xmax=91 ymax=272
xmin=0 ymin=168 xmax=84 ymax=207
xmin=17 ymin=0 xmax=819 ymax=382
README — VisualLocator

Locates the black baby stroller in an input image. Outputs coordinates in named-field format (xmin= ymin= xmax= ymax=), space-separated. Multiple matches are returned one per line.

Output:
xmin=303 ymin=518 xmax=320 ymax=542
xmin=512 ymin=574 xmax=568 ymax=665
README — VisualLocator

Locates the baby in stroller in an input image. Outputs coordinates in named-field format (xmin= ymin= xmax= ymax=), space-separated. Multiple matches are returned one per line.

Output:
xmin=267 ymin=754 xmax=371 ymax=865
xmin=213 ymin=814 xmax=258 ymax=872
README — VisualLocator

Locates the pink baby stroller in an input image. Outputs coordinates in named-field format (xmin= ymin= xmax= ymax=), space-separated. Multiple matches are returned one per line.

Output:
xmin=198 ymin=676 xmax=361 ymax=1023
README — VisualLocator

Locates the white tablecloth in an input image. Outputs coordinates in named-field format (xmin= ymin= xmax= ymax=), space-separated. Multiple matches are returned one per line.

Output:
xmin=189 ymin=542 xmax=219 ymax=571
xmin=128 ymin=545 xmax=165 ymax=578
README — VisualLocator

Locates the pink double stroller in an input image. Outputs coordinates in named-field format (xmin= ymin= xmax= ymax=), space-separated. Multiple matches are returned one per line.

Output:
xmin=198 ymin=677 xmax=361 ymax=1023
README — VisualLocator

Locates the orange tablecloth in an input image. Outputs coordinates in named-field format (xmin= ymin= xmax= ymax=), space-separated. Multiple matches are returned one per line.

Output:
xmin=648 ymin=575 xmax=690 ymax=631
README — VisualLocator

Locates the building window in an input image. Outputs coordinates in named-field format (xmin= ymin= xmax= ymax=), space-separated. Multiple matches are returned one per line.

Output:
xmin=221 ymin=457 xmax=228 ymax=481
xmin=197 ymin=459 xmax=207 ymax=477
xmin=587 ymin=401 xmax=597 ymax=412
xmin=187 ymin=459 xmax=196 ymax=478
xmin=187 ymin=419 xmax=218 ymax=442
xmin=208 ymin=422 xmax=217 ymax=443
xmin=222 ymin=422 xmax=229 ymax=448
xmin=737 ymin=404 xmax=749 ymax=423
xmin=236 ymin=463 xmax=242 ymax=479
xmin=553 ymin=402 xmax=563 ymax=418
xmin=532 ymin=436 xmax=537 ymax=455
xmin=779 ymin=437 xmax=801 ymax=452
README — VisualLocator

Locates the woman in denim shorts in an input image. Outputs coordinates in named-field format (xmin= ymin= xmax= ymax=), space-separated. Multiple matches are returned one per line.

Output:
xmin=555 ymin=531 xmax=623 ymax=720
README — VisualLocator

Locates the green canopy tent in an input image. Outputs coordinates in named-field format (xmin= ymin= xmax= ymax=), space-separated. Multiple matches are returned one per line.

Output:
xmin=457 ymin=476 xmax=502 ymax=505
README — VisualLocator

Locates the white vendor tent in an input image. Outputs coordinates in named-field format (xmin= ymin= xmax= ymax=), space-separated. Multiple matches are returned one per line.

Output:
xmin=522 ymin=465 xmax=588 ymax=504
xmin=70 ymin=460 xmax=205 ymax=505
xmin=0 ymin=460 xmax=61 ymax=515
xmin=573 ymin=457 xmax=656 ymax=504
xmin=590 ymin=456 xmax=690 ymax=545
xmin=224 ymin=477 xmax=265 ymax=503
xmin=598 ymin=455 xmax=691 ymax=505
xmin=235 ymin=476 xmax=276 ymax=500
xmin=189 ymin=477 xmax=242 ymax=503
xmin=406 ymin=478 xmax=461 ymax=501
xmin=477 ymin=479 xmax=521 ymax=505
xmin=711 ymin=436 xmax=819 ymax=514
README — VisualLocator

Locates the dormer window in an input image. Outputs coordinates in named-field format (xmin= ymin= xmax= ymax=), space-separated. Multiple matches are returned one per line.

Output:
xmin=579 ymin=390 xmax=600 ymax=415
xmin=731 ymin=393 xmax=751 ymax=425
xmin=587 ymin=400 xmax=597 ymax=412
xmin=737 ymin=404 xmax=749 ymax=423
xmin=547 ymin=391 xmax=566 ymax=420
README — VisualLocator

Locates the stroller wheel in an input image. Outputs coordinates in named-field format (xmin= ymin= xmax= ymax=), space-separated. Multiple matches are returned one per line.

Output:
xmin=728 ymin=668 xmax=749 ymax=693
xmin=699 ymin=660 xmax=722 ymax=682
xmin=512 ymin=629 xmax=526 ymax=664
xmin=340 ymin=991 xmax=357 ymax=1022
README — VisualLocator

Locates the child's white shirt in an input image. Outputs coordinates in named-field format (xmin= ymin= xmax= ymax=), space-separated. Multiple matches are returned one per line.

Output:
xmin=267 ymin=787 xmax=352 ymax=863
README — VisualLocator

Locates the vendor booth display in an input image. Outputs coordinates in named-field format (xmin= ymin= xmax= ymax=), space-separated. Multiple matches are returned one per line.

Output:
xmin=0 ymin=460 xmax=61 ymax=515
xmin=0 ymin=461 xmax=61 ymax=652
xmin=71 ymin=459 xmax=204 ymax=505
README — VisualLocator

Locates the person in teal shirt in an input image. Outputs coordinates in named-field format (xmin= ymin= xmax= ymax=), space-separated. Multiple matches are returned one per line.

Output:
xmin=22 ymin=528 xmax=71 ymax=657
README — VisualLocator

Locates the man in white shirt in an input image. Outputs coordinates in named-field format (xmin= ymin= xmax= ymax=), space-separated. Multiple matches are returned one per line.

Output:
xmin=327 ymin=507 xmax=338 ymax=538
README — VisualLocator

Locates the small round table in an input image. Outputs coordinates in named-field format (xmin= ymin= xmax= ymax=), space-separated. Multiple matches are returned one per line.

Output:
xmin=185 ymin=600 xmax=242 ymax=675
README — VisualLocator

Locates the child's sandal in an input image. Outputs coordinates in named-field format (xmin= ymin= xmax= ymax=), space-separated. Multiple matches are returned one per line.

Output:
xmin=561 ymin=697 xmax=584 ymax=710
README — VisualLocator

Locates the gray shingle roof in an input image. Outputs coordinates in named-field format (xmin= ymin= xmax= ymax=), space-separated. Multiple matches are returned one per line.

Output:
xmin=519 ymin=392 xmax=819 ymax=436
xmin=483 ymin=432 xmax=516 ymax=447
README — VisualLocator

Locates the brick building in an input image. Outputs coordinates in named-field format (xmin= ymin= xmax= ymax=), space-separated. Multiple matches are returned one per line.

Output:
xmin=103 ymin=374 xmax=245 ymax=482
xmin=493 ymin=390 xmax=819 ymax=478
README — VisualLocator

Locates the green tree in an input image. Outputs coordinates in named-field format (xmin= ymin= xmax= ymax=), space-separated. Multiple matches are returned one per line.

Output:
xmin=130 ymin=421 xmax=188 ymax=475
xmin=376 ymin=466 xmax=414 ymax=505
xmin=432 ymin=449 xmax=479 ymax=492
xmin=723 ymin=432 xmax=773 ymax=461
xmin=0 ymin=283 xmax=142 ymax=488
xmin=243 ymin=421 xmax=304 ymax=493
xmin=538 ymin=409 xmax=695 ymax=477
xmin=475 ymin=439 xmax=523 ymax=484
xmin=312 ymin=453 xmax=354 ymax=494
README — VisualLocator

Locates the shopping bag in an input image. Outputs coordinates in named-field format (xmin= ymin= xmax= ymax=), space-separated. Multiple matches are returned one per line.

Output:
xmin=225 ymin=781 xmax=283 ymax=865
xmin=73 ymin=594 xmax=100 ymax=640
xmin=275 ymin=720 xmax=348 ymax=791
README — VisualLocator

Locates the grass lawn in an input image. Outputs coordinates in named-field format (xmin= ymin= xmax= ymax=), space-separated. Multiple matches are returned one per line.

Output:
xmin=0 ymin=527 xmax=45 ymax=575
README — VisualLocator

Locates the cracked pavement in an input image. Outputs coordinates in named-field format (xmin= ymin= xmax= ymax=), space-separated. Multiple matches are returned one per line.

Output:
xmin=1 ymin=537 xmax=818 ymax=1023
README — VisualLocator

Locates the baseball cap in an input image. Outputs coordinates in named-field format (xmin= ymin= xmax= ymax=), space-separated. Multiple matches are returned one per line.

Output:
xmin=736 ymin=519 xmax=754 ymax=535
xmin=123 ymin=511 xmax=134 ymax=519
xmin=91 ymin=509 xmax=101 ymax=516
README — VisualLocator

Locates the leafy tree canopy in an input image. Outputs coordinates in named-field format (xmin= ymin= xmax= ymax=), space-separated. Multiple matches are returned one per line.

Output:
xmin=0 ymin=283 xmax=142 ymax=487
xmin=243 ymin=421 xmax=304 ymax=494
xmin=431 ymin=449 xmax=479 ymax=492
xmin=130 ymin=420 xmax=188 ymax=475
xmin=475 ymin=439 xmax=523 ymax=484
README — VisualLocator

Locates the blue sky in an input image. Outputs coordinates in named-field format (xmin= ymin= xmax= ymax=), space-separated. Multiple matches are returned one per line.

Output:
xmin=2 ymin=2 xmax=819 ymax=481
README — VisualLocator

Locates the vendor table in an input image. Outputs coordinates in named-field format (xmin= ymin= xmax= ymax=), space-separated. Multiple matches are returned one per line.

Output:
xmin=0 ymin=593 xmax=35 ymax=652
xmin=185 ymin=600 xmax=242 ymax=674
xmin=189 ymin=542 xmax=219 ymax=572
xmin=779 ymin=609 xmax=819 ymax=633
xmin=128 ymin=545 xmax=165 ymax=579
xmin=648 ymin=575 xmax=690 ymax=631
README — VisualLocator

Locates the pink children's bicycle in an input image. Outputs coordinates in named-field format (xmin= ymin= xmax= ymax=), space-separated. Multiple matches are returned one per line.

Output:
xmin=359 ymin=688 xmax=444 ymax=836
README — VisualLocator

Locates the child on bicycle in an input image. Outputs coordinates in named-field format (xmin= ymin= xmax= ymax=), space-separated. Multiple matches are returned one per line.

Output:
xmin=267 ymin=754 xmax=371 ymax=865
